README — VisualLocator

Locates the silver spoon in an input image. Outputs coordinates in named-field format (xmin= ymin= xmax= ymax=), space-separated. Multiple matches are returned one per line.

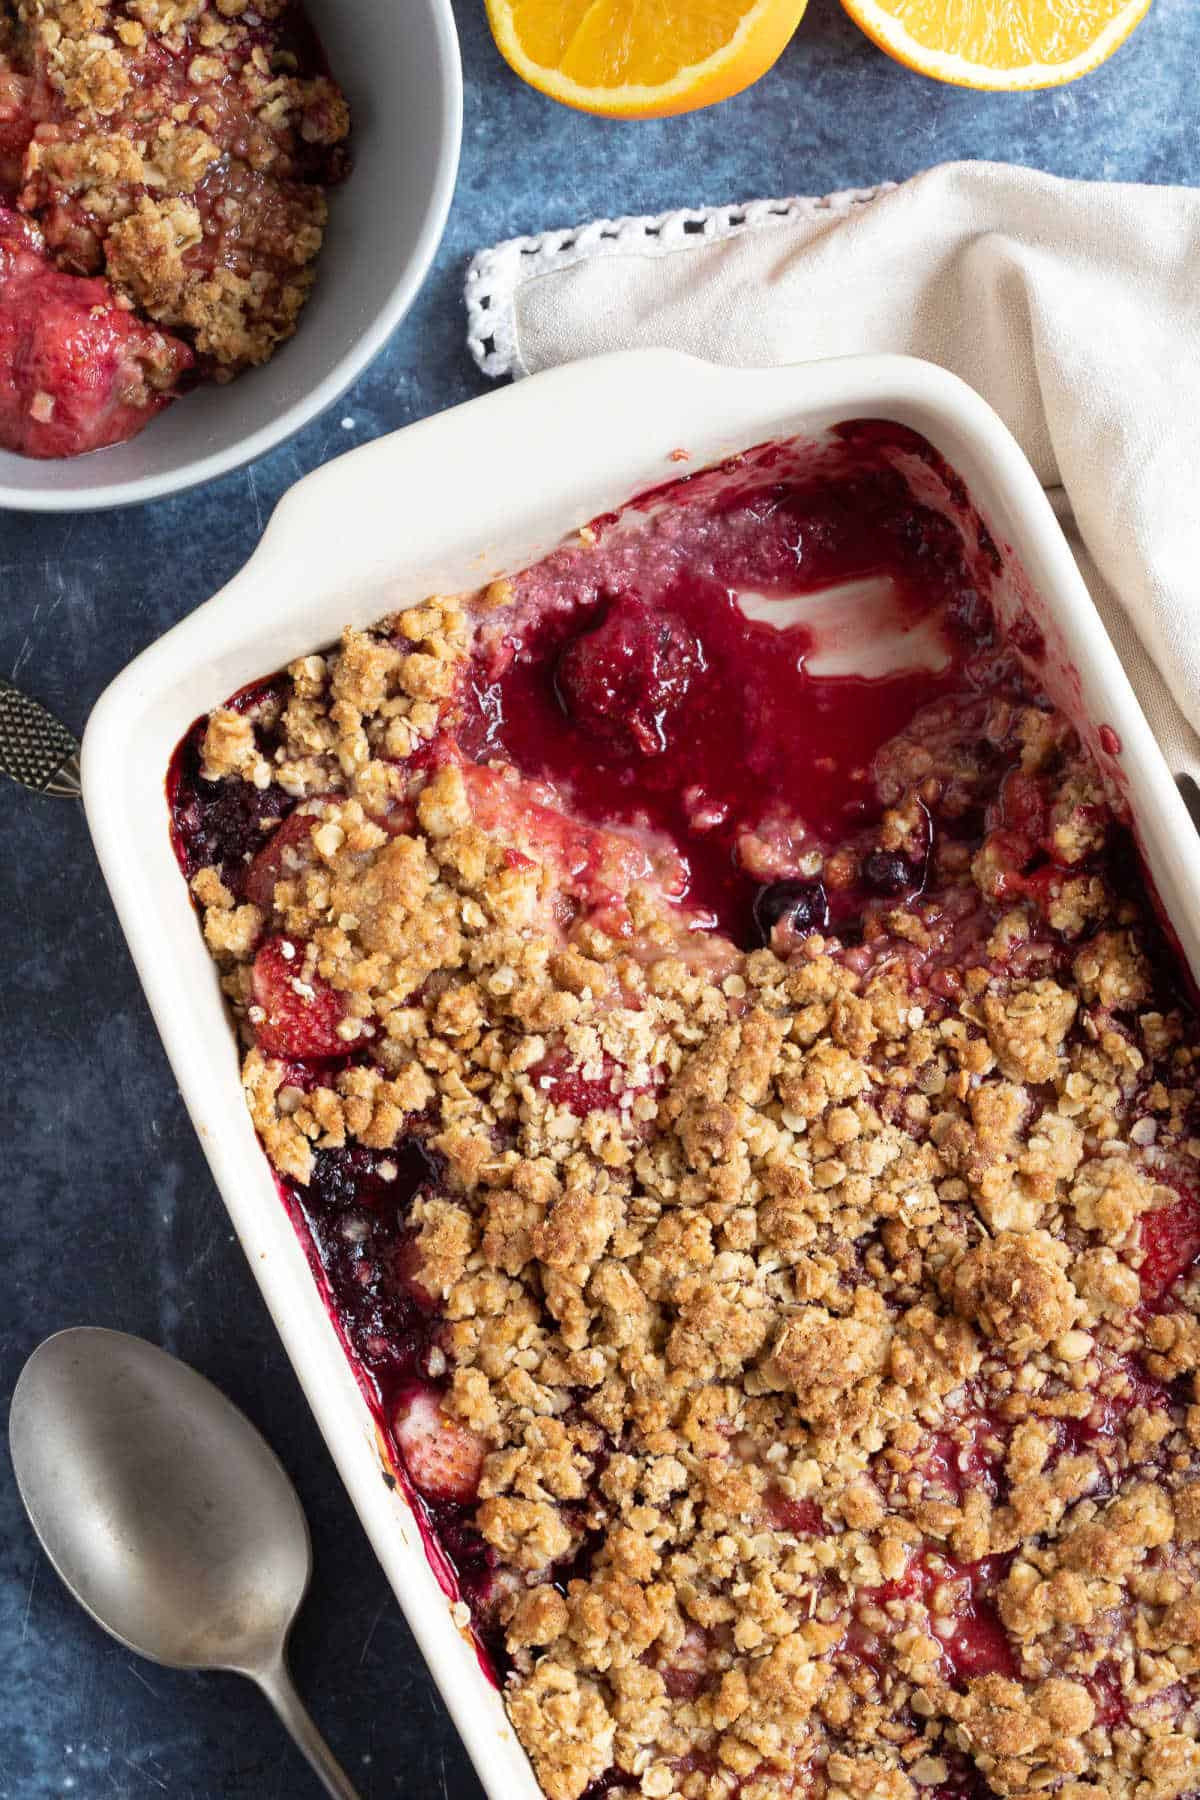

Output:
xmin=9 ymin=1327 xmax=361 ymax=1800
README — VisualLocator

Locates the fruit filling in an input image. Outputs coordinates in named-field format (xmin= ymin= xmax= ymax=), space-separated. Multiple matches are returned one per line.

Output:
xmin=171 ymin=426 xmax=1200 ymax=1800
xmin=0 ymin=0 xmax=347 ymax=457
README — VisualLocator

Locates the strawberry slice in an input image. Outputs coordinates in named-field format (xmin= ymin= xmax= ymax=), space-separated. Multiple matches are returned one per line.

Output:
xmin=393 ymin=1387 xmax=485 ymax=1505
xmin=244 ymin=808 xmax=324 ymax=913
xmin=532 ymin=1047 xmax=655 ymax=1116
xmin=0 ymin=205 xmax=190 ymax=457
xmin=763 ymin=1489 xmax=825 ymax=1536
xmin=998 ymin=768 xmax=1050 ymax=844
xmin=390 ymin=1233 xmax=440 ymax=1309
xmin=656 ymin=1623 xmax=713 ymax=1700
xmin=250 ymin=935 xmax=346 ymax=1059
xmin=1138 ymin=1187 xmax=1200 ymax=1304
xmin=245 ymin=795 xmax=418 ymax=914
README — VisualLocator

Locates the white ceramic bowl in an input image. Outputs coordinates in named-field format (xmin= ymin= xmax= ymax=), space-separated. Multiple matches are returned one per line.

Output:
xmin=81 ymin=351 xmax=1200 ymax=1798
xmin=0 ymin=0 xmax=461 ymax=513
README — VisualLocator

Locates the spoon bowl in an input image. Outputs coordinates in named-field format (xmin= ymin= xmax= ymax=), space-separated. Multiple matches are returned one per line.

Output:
xmin=10 ymin=1327 xmax=359 ymax=1799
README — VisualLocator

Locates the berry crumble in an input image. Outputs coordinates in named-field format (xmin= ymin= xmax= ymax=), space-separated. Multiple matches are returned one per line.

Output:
xmin=170 ymin=427 xmax=1200 ymax=1800
xmin=0 ymin=0 xmax=347 ymax=457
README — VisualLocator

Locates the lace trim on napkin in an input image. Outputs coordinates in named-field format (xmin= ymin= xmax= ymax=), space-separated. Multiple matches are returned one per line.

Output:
xmin=465 ymin=185 xmax=894 ymax=380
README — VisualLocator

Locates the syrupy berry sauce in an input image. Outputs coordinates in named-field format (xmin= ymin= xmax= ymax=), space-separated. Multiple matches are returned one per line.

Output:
xmin=169 ymin=427 xmax=1200 ymax=1750
xmin=277 ymin=1138 xmax=509 ymax=1670
xmin=168 ymin=679 xmax=293 ymax=893
xmin=461 ymin=430 xmax=1019 ymax=943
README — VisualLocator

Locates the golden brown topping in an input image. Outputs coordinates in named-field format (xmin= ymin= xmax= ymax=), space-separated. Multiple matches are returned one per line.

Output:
xmin=1073 ymin=929 xmax=1153 ymax=1011
xmin=182 ymin=596 xmax=1200 ymax=1800
xmin=946 ymin=1230 xmax=1077 ymax=1355
xmin=506 ymin=1662 xmax=615 ymax=1800
xmin=765 ymin=1295 xmax=889 ymax=1421
xmin=1070 ymin=1155 xmax=1163 ymax=1244
xmin=981 ymin=979 xmax=1077 ymax=1083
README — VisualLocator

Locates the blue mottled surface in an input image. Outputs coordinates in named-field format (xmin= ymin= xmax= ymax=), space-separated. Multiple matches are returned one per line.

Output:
xmin=2 ymin=0 xmax=1197 ymax=1793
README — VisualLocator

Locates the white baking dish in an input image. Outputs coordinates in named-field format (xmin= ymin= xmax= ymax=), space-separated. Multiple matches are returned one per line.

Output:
xmin=81 ymin=349 xmax=1200 ymax=1800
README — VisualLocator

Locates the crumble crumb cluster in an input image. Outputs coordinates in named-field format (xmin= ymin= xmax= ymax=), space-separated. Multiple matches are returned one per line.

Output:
xmin=175 ymin=492 xmax=1200 ymax=1800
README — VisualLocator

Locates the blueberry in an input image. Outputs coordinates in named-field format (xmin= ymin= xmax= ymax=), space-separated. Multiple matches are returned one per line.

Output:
xmin=862 ymin=851 xmax=912 ymax=896
xmin=752 ymin=880 xmax=830 ymax=945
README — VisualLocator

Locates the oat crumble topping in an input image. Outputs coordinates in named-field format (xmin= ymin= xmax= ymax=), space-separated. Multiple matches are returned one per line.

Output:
xmin=170 ymin=434 xmax=1200 ymax=1800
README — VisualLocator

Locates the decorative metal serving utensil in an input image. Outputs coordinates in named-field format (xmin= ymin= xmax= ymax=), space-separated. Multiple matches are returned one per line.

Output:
xmin=0 ymin=675 xmax=81 ymax=798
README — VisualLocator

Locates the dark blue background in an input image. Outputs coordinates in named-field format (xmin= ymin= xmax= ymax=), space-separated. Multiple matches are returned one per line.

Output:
xmin=2 ymin=0 xmax=1196 ymax=1793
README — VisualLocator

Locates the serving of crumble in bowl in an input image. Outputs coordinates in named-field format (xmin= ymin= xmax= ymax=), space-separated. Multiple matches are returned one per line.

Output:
xmin=82 ymin=351 xmax=1200 ymax=1800
xmin=0 ymin=0 xmax=460 ymax=509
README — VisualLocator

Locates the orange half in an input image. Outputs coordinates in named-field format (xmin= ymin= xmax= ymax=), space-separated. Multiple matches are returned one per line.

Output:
xmin=840 ymin=0 xmax=1152 ymax=89
xmin=484 ymin=0 xmax=810 ymax=118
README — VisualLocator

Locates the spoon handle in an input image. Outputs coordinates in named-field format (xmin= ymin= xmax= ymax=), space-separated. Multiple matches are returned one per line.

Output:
xmin=253 ymin=1654 xmax=362 ymax=1800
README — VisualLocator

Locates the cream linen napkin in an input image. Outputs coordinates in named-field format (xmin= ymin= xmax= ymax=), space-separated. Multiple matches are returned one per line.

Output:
xmin=465 ymin=161 xmax=1200 ymax=784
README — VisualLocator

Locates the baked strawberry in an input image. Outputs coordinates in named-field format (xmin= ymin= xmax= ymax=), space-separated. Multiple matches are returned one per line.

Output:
xmin=244 ymin=808 xmax=324 ymax=913
xmin=763 ymin=1489 xmax=824 ymax=1536
xmin=1138 ymin=1187 xmax=1200 ymax=1303
xmin=250 ymin=935 xmax=346 ymax=1060
xmin=0 ymin=206 xmax=191 ymax=457
xmin=389 ymin=1234 xmax=440 ymax=1309
xmin=556 ymin=594 xmax=702 ymax=757
xmin=657 ymin=1624 xmax=713 ymax=1700
xmin=245 ymin=794 xmax=421 ymax=914
xmin=531 ymin=1046 xmax=661 ymax=1120
xmin=998 ymin=768 xmax=1050 ymax=843
xmin=393 ymin=1388 xmax=485 ymax=1505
